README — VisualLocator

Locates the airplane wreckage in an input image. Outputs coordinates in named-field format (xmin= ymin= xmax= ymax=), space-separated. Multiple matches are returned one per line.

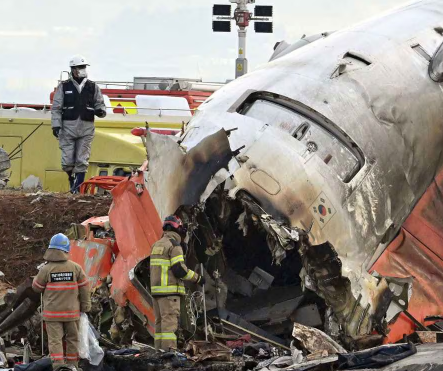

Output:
xmin=2 ymin=0 xmax=443 ymax=356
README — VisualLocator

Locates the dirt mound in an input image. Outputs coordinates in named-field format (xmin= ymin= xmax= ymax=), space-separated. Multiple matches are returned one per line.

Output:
xmin=0 ymin=191 xmax=112 ymax=286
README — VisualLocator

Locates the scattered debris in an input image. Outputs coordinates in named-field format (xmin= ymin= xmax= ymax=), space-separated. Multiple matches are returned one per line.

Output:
xmin=226 ymin=334 xmax=251 ymax=349
xmin=186 ymin=341 xmax=231 ymax=362
xmin=20 ymin=176 xmax=42 ymax=191
xmin=0 ymin=191 xmax=112 ymax=286
xmin=0 ymin=156 xmax=442 ymax=371
xmin=416 ymin=331 xmax=443 ymax=344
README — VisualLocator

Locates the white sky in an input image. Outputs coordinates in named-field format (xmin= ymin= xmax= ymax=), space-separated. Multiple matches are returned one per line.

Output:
xmin=0 ymin=0 xmax=406 ymax=104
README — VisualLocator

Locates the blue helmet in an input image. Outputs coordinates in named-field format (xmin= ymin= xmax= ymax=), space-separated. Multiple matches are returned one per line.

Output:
xmin=48 ymin=233 xmax=70 ymax=253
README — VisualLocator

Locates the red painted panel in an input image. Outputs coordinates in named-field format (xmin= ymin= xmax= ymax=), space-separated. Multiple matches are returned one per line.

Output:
xmin=371 ymin=171 xmax=443 ymax=343
xmin=69 ymin=238 xmax=113 ymax=290
xmin=108 ymin=172 xmax=163 ymax=334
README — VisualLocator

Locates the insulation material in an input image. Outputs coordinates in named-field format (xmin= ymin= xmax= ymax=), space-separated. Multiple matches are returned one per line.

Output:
xmin=292 ymin=323 xmax=347 ymax=354
xmin=371 ymin=170 xmax=443 ymax=343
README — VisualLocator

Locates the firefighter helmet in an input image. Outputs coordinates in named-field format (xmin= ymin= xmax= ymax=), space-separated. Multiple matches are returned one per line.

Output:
xmin=163 ymin=215 xmax=186 ymax=233
xmin=48 ymin=233 xmax=70 ymax=253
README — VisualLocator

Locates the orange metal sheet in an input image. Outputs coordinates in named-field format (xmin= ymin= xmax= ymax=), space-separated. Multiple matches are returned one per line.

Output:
xmin=69 ymin=238 xmax=113 ymax=290
xmin=371 ymin=170 xmax=443 ymax=343
xmin=108 ymin=172 xmax=163 ymax=334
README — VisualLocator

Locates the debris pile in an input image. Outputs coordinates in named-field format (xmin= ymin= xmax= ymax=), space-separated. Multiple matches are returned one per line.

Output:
xmin=1 ymin=186 xmax=443 ymax=371
xmin=0 ymin=190 xmax=112 ymax=286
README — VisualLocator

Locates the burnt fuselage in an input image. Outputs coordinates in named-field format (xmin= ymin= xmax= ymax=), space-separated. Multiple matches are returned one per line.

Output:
xmin=175 ymin=0 xmax=443 ymax=307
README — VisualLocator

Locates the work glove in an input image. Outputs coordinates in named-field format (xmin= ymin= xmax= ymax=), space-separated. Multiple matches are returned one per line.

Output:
xmin=197 ymin=275 xmax=206 ymax=286
xmin=94 ymin=108 xmax=106 ymax=118
xmin=52 ymin=127 xmax=60 ymax=138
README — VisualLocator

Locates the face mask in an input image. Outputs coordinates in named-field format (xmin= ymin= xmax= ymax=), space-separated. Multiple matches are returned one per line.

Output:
xmin=76 ymin=68 xmax=88 ymax=78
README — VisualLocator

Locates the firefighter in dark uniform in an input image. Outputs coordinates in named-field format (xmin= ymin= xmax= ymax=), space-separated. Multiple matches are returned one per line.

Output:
xmin=150 ymin=215 xmax=205 ymax=351
xmin=51 ymin=55 xmax=106 ymax=193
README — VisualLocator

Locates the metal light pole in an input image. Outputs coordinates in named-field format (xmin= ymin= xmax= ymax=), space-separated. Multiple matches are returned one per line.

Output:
xmin=234 ymin=0 xmax=250 ymax=78
xmin=212 ymin=0 xmax=273 ymax=79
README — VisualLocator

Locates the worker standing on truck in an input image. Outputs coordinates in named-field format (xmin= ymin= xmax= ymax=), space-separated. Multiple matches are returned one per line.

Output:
xmin=32 ymin=233 xmax=91 ymax=369
xmin=150 ymin=215 xmax=205 ymax=351
xmin=51 ymin=55 xmax=106 ymax=193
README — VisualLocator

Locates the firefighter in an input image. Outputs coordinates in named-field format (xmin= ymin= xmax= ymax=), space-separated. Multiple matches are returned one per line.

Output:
xmin=51 ymin=55 xmax=106 ymax=193
xmin=32 ymin=233 xmax=91 ymax=369
xmin=150 ymin=215 xmax=205 ymax=351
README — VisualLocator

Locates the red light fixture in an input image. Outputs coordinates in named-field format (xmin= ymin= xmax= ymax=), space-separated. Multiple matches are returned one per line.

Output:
xmin=131 ymin=127 xmax=147 ymax=137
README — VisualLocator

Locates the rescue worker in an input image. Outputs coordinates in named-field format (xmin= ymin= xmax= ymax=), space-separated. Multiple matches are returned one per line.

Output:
xmin=32 ymin=233 xmax=91 ymax=369
xmin=51 ymin=55 xmax=106 ymax=193
xmin=150 ymin=215 xmax=205 ymax=351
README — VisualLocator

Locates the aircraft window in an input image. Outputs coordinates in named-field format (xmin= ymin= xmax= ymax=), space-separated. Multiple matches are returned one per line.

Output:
xmin=241 ymin=98 xmax=362 ymax=182
xmin=242 ymin=99 xmax=306 ymax=134
xmin=296 ymin=120 xmax=360 ymax=182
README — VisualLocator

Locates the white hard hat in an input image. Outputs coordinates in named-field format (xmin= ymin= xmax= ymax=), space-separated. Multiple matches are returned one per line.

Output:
xmin=69 ymin=55 xmax=90 ymax=67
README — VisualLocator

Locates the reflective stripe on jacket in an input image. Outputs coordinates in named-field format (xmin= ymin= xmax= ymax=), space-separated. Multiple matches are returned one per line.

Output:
xmin=32 ymin=249 xmax=91 ymax=322
xmin=150 ymin=231 xmax=199 ymax=296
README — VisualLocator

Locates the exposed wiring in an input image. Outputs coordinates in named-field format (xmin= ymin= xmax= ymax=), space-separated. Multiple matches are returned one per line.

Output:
xmin=185 ymin=290 xmax=204 ymax=342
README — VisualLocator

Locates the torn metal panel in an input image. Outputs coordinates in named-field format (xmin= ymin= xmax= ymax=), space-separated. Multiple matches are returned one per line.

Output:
xmin=109 ymin=173 xmax=164 ymax=336
xmin=260 ymin=214 xmax=301 ymax=265
xmin=371 ymin=168 xmax=443 ymax=343
xmin=248 ymin=267 xmax=274 ymax=290
xmin=299 ymin=241 xmax=373 ymax=341
xmin=243 ymin=298 xmax=304 ymax=324
xmin=385 ymin=277 xmax=413 ymax=323
xmin=291 ymin=304 xmax=323 ymax=328
xmin=144 ymin=129 xmax=234 ymax=220
xmin=235 ymin=190 xmax=304 ymax=265
xmin=227 ymin=285 xmax=304 ymax=317
xmin=222 ymin=268 xmax=254 ymax=297
xmin=69 ymin=237 xmax=113 ymax=290
xmin=200 ymin=159 xmax=240 ymax=203
xmin=292 ymin=323 xmax=347 ymax=355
